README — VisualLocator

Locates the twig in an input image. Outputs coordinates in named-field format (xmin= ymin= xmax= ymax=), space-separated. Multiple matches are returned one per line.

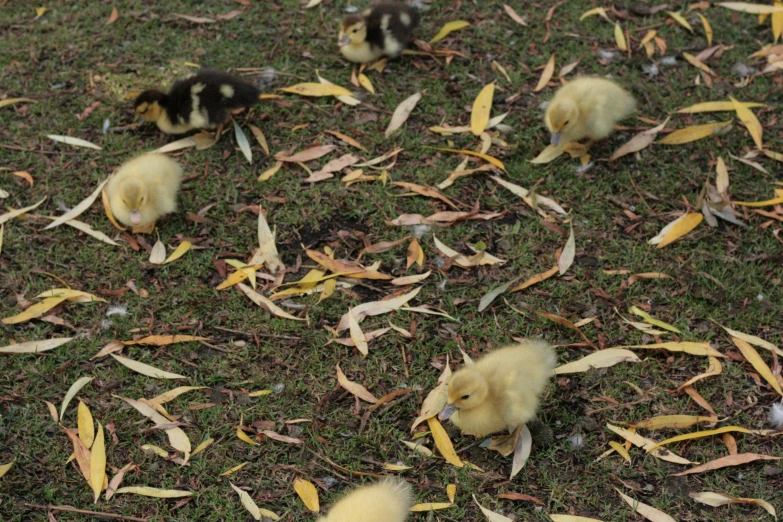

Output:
xmin=24 ymin=504 xmax=148 ymax=522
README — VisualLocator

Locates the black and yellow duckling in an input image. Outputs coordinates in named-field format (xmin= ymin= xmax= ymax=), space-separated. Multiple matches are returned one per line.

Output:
xmin=134 ymin=70 xmax=260 ymax=134
xmin=338 ymin=2 xmax=420 ymax=63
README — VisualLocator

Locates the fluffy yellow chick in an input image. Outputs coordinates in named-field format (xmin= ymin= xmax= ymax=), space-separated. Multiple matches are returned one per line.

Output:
xmin=544 ymin=77 xmax=636 ymax=146
xmin=106 ymin=153 xmax=182 ymax=228
xmin=338 ymin=2 xmax=420 ymax=63
xmin=317 ymin=479 xmax=413 ymax=522
xmin=439 ymin=340 xmax=556 ymax=437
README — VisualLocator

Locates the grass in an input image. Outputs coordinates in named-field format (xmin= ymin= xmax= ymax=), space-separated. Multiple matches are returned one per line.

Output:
xmin=1 ymin=0 xmax=783 ymax=521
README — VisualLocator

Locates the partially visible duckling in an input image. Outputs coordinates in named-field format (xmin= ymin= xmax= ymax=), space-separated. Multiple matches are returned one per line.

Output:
xmin=439 ymin=340 xmax=556 ymax=438
xmin=106 ymin=153 xmax=182 ymax=228
xmin=317 ymin=479 xmax=413 ymax=522
xmin=545 ymin=76 xmax=636 ymax=147
xmin=338 ymin=2 xmax=420 ymax=63
xmin=134 ymin=69 xmax=260 ymax=134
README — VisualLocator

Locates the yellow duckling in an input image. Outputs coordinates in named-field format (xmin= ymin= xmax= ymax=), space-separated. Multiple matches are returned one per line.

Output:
xmin=338 ymin=2 xmax=420 ymax=63
xmin=106 ymin=153 xmax=182 ymax=228
xmin=134 ymin=69 xmax=260 ymax=134
xmin=318 ymin=479 xmax=413 ymax=522
xmin=545 ymin=76 xmax=636 ymax=146
xmin=439 ymin=340 xmax=556 ymax=437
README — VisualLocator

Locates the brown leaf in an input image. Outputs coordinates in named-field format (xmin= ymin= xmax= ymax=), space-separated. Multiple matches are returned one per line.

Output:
xmin=391 ymin=182 xmax=459 ymax=209
xmin=610 ymin=118 xmax=669 ymax=160
xmin=172 ymin=13 xmax=216 ymax=23
xmin=497 ymin=492 xmax=545 ymax=506
xmin=336 ymin=364 xmax=378 ymax=403
xmin=261 ymin=430 xmax=303 ymax=444
xmin=360 ymin=236 xmax=411 ymax=255
xmin=503 ymin=4 xmax=528 ymax=25
xmin=106 ymin=8 xmax=119 ymax=24
xmin=674 ymin=453 xmax=780 ymax=476
xmin=306 ymin=249 xmax=392 ymax=280
xmin=275 ymin=145 xmax=337 ymax=163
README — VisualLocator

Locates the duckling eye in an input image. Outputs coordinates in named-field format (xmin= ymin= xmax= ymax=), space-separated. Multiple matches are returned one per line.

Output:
xmin=352 ymin=28 xmax=358 ymax=33
xmin=564 ymin=119 xmax=570 ymax=125
xmin=461 ymin=394 xmax=470 ymax=400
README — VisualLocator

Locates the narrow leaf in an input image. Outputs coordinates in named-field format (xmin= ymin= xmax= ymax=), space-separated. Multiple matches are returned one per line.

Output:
xmin=386 ymin=92 xmax=422 ymax=138
xmin=336 ymin=365 xmax=378 ymax=403
xmin=110 ymin=354 xmax=187 ymax=379
xmin=430 ymin=20 xmax=470 ymax=43
xmin=0 ymin=337 xmax=72 ymax=354
xmin=90 ymin=422 xmax=106 ymax=503
xmin=534 ymin=54 xmax=555 ymax=92
xmin=60 ymin=376 xmax=94 ymax=420
xmin=293 ymin=478 xmax=319 ymax=512
xmin=427 ymin=417 xmax=463 ymax=467
xmin=233 ymin=120 xmax=252 ymax=164
xmin=471 ymin=82 xmax=495 ymax=136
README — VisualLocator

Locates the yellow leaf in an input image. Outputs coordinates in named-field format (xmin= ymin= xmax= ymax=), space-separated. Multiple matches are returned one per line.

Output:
xmin=691 ymin=491 xmax=777 ymax=519
xmin=606 ymin=424 xmax=695 ymax=465
xmin=110 ymin=354 xmax=186 ymax=379
xmin=101 ymin=186 xmax=126 ymax=231
xmin=730 ymin=96 xmax=763 ymax=149
xmin=77 ymin=401 xmax=95 ymax=449
xmin=123 ymin=335 xmax=209 ymax=346
xmin=220 ymin=462 xmax=249 ymax=477
xmin=559 ymin=224 xmax=575 ymax=275
xmin=35 ymin=7 xmax=47 ymax=17
xmin=633 ymin=415 xmax=716 ymax=430
xmin=619 ymin=341 xmax=724 ymax=358
xmin=249 ymin=389 xmax=273 ymax=397
xmin=115 ymin=396 xmax=191 ymax=458
xmin=628 ymin=306 xmax=681 ymax=333
xmin=0 ymin=197 xmax=46 ymax=226
xmin=717 ymin=2 xmax=783 ymax=15
xmin=316 ymin=71 xmax=362 ymax=105
xmin=503 ymin=4 xmax=528 ymax=25
xmin=346 ymin=310 xmax=369 ymax=356
xmin=616 ymin=489 xmax=677 ymax=522
xmin=667 ymin=10 xmax=694 ymax=31
xmin=2 ymin=296 xmax=69 ymax=324
xmin=0 ymin=97 xmax=35 ymax=108
xmin=658 ymin=121 xmax=732 ymax=144
xmin=646 ymin=426 xmax=756 ymax=452
xmin=447 ymin=484 xmax=456 ymax=503
xmin=91 ymin=422 xmax=106 ymax=503
xmin=238 ymin=283 xmax=305 ymax=321
xmin=580 ymin=7 xmax=610 ymax=21
xmin=293 ymin=478 xmax=320 ymax=512
xmin=146 ymin=386 xmax=205 ymax=407
xmin=258 ymin=160 xmax=283 ymax=182
xmin=471 ymin=82 xmax=495 ymax=136
xmin=655 ymin=213 xmax=703 ymax=248
xmin=280 ymin=82 xmax=352 ymax=97
xmin=696 ymin=14 xmax=713 ymax=45
xmin=336 ymin=364 xmax=378 ymax=402
xmin=534 ymin=54 xmax=555 ymax=92
xmin=410 ymin=503 xmax=454 ymax=511
xmin=615 ymin=23 xmax=627 ymax=51
xmin=190 ymin=438 xmax=214 ymax=457
xmin=530 ymin=144 xmax=565 ymax=164
xmin=141 ymin=444 xmax=169 ymax=458
xmin=148 ymin=239 xmax=166 ymax=264
xmin=357 ymin=73 xmax=374 ymax=94
xmin=385 ymin=92 xmax=422 ymax=138
xmin=716 ymin=157 xmax=729 ymax=192
xmin=429 ymin=20 xmax=470 ymax=43
xmin=609 ymin=441 xmax=631 ymax=464
xmin=774 ymin=2 xmax=783 ymax=41
xmin=163 ymin=241 xmax=191 ymax=264
xmin=733 ymin=196 xmax=783 ymax=207
xmin=60 ymin=376 xmax=94 ymax=420
xmin=555 ymin=349 xmax=640 ymax=374
xmin=474 ymin=495 xmax=514 ymax=522
xmin=0 ymin=461 xmax=14 ymax=479
xmin=426 ymin=146 xmax=505 ymax=170
xmin=216 ymin=266 xmax=255 ymax=290
xmin=237 ymin=428 xmax=258 ymax=446
xmin=718 ymin=324 xmax=783 ymax=356
xmin=249 ymin=125 xmax=270 ymax=155
xmin=732 ymin=337 xmax=783 ymax=395
xmin=114 ymin=486 xmax=192 ymax=498
xmin=427 ymin=417 xmax=464 ymax=467
xmin=683 ymin=52 xmax=715 ymax=75
xmin=550 ymin=517 xmax=605 ymax=522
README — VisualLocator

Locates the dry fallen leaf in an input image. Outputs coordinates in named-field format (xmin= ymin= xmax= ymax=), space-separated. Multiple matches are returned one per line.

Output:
xmin=233 ymin=120 xmax=253 ymax=164
xmin=280 ymin=82 xmax=352 ymax=97
xmin=473 ymin=495 xmax=513 ymax=522
xmin=633 ymin=415 xmax=715 ymax=430
xmin=555 ymin=349 xmax=641 ymax=374
xmin=410 ymin=503 xmax=454 ymax=511
xmin=60 ymin=376 xmax=94 ymax=420
xmin=658 ymin=121 xmax=732 ymax=145
xmin=427 ymin=417 xmax=463 ymax=467
xmin=717 ymin=2 xmax=783 ymax=14
xmin=77 ymin=401 xmax=95 ymax=449
xmin=336 ymin=287 xmax=421 ymax=331
xmin=606 ymin=424 xmax=694 ymax=465
xmin=559 ymin=224 xmax=575 ymax=275
xmin=649 ymin=213 xmax=703 ymax=248
xmin=675 ymin=453 xmax=780 ymax=476
xmin=0 ymin=337 xmax=72 ymax=354
xmin=149 ymin=239 xmax=166 ymax=265
xmin=293 ymin=478 xmax=319 ymax=512
xmin=386 ymin=92 xmax=422 ymax=138
xmin=0 ymin=461 xmax=13 ymax=479
xmin=471 ymin=82 xmax=495 ymax=136
xmin=115 ymin=486 xmax=193 ymax=498
xmin=110 ymin=354 xmax=187 ymax=380
xmin=411 ymin=361 xmax=451 ymax=431
xmin=690 ymin=491 xmax=777 ymax=518
xmin=615 ymin=23 xmax=628 ymax=51
xmin=336 ymin=364 xmax=378 ymax=403
xmin=616 ymin=489 xmax=677 ymax=522
xmin=429 ymin=20 xmax=470 ymax=43
xmin=646 ymin=426 xmax=757 ymax=452
xmin=610 ymin=118 xmax=669 ymax=160
xmin=43 ymin=180 xmax=107 ymax=230
xmin=47 ymin=134 xmax=102 ymax=150
xmin=731 ymin=337 xmax=783 ymax=395
xmin=730 ymin=96 xmax=763 ymax=149
xmin=619 ymin=341 xmax=724 ymax=357
xmin=116 ymin=396 xmax=191 ymax=457
xmin=106 ymin=7 xmax=119 ymax=24
xmin=534 ymin=54 xmax=555 ymax=92
xmin=90 ymin=422 xmax=106 ymax=502
xmin=503 ymin=4 xmax=528 ymax=25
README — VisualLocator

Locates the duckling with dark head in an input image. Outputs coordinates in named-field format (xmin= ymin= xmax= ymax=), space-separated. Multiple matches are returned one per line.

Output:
xmin=338 ymin=2 xmax=420 ymax=63
xmin=134 ymin=70 xmax=260 ymax=134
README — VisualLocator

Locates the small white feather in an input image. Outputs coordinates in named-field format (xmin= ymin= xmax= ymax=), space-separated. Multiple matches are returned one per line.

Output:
xmin=106 ymin=305 xmax=128 ymax=317
xmin=769 ymin=402 xmax=783 ymax=430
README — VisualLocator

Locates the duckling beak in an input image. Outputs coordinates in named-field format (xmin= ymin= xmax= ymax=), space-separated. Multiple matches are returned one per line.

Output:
xmin=550 ymin=132 xmax=562 ymax=146
xmin=338 ymin=34 xmax=350 ymax=47
xmin=129 ymin=210 xmax=142 ymax=225
xmin=439 ymin=403 xmax=458 ymax=421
